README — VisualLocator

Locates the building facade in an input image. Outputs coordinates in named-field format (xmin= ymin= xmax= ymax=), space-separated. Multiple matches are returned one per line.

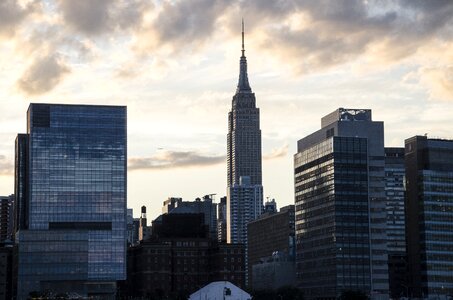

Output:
xmin=15 ymin=104 xmax=127 ymax=298
xmin=217 ymin=196 xmax=227 ymax=243
xmin=405 ymin=136 xmax=453 ymax=298
xmin=227 ymin=23 xmax=263 ymax=244
xmin=0 ymin=195 xmax=14 ymax=243
xmin=247 ymin=205 xmax=295 ymax=289
xmin=294 ymin=108 xmax=388 ymax=299
xmin=127 ymin=213 xmax=245 ymax=298
xmin=384 ymin=147 xmax=407 ymax=299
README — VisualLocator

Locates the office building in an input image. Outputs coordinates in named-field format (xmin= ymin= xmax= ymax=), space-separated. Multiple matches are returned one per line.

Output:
xmin=227 ymin=22 xmax=263 ymax=244
xmin=15 ymin=103 xmax=127 ymax=298
xmin=247 ymin=205 xmax=295 ymax=289
xmin=126 ymin=208 xmax=139 ymax=246
xmin=252 ymin=252 xmax=296 ymax=291
xmin=138 ymin=205 xmax=151 ymax=241
xmin=294 ymin=108 xmax=388 ymax=299
xmin=385 ymin=147 xmax=407 ymax=299
xmin=405 ymin=136 xmax=453 ymax=298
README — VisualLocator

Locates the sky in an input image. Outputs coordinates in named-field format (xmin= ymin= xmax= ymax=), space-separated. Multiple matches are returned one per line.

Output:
xmin=0 ymin=0 xmax=453 ymax=220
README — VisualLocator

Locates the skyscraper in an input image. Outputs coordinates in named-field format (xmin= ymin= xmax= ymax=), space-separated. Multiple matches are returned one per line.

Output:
xmin=405 ymin=136 xmax=453 ymax=298
xmin=294 ymin=108 xmax=388 ymax=299
xmin=226 ymin=21 xmax=263 ymax=244
xmin=15 ymin=104 xmax=127 ymax=298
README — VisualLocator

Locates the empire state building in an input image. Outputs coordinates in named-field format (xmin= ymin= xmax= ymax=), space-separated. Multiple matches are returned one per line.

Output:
xmin=226 ymin=21 xmax=263 ymax=244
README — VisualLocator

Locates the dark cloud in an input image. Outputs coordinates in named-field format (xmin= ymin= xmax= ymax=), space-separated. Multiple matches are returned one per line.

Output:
xmin=17 ymin=53 xmax=70 ymax=96
xmin=58 ymin=0 xmax=152 ymax=35
xmin=128 ymin=150 xmax=226 ymax=170
xmin=138 ymin=0 xmax=231 ymax=52
xmin=0 ymin=155 xmax=13 ymax=175
xmin=0 ymin=0 xmax=37 ymax=37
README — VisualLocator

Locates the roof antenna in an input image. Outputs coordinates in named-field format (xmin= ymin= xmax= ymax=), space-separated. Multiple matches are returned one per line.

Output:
xmin=241 ymin=18 xmax=245 ymax=57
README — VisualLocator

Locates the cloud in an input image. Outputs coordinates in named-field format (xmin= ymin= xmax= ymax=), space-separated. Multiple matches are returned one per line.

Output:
xmin=0 ymin=155 xmax=13 ymax=175
xmin=128 ymin=150 xmax=226 ymax=170
xmin=0 ymin=0 xmax=37 ymax=37
xmin=135 ymin=0 xmax=231 ymax=53
xmin=17 ymin=53 xmax=70 ymax=96
xmin=57 ymin=0 xmax=152 ymax=36
xmin=263 ymin=144 xmax=288 ymax=160
xmin=419 ymin=66 xmax=453 ymax=101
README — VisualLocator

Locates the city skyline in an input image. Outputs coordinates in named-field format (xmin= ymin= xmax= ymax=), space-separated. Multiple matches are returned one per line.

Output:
xmin=1 ymin=1 xmax=453 ymax=219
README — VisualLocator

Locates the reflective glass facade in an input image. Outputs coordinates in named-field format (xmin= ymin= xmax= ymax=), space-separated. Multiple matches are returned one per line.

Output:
xmin=16 ymin=104 xmax=126 ymax=298
xmin=295 ymin=137 xmax=371 ymax=299
xmin=405 ymin=136 xmax=453 ymax=298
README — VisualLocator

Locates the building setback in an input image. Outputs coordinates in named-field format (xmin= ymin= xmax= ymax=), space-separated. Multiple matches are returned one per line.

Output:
xmin=405 ymin=136 xmax=453 ymax=298
xmin=384 ymin=147 xmax=407 ymax=299
xmin=15 ymin=104 xmax=127 ymax=298
xmin=247 ymin=205 xmax=295 ymax=290
xmin=227 ymin=22 xmax=263 ymax=244
xmin=294 ymin=108 xmax=388 ymax=299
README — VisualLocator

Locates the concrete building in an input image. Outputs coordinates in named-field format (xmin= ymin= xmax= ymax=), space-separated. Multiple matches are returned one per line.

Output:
xmin=405 ymin=136 xmax=453 ymax=298
xmin=138 ymin=205 xmax=151 ymax=241
xmin=385 ymin=147 xmax=407 ymax=299
xmin=189 ymin=281 xmax=252 ymax=300
xmin=15 ymin=104 xmax=127 ymax=298
xmin=294 ymin=108 xmax=388 ymax=299
xmin=247 ymin=205 xmax=295 ymax=289
xmin=126 ymin=208 xmax=139 ymax=246
xmin=227 ymin=22 xmax=263 ymax=244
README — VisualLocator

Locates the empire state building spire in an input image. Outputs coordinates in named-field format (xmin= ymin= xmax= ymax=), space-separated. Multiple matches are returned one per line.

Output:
xmin=236 ymin=19 xmax=252 ymax=93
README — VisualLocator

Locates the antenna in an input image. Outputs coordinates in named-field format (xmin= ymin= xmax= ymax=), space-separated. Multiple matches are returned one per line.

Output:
xmin=241 ymin=18 xmax=245 ymax=57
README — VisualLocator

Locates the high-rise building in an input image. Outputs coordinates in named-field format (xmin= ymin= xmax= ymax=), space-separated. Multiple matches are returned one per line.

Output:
xmin=294 ymin=108 xmax=388 ymax=299
xmin=405 ymin=136 xmax=453 ymax=298
xmin=226 ymin=21 xmax=263 ymax=244
xmin=15 ymin=103 xmax=127 ymax=298
xmin=384 ymin=147 xmax=407 ymax=299
xmin=247 ymin=205 xmax=295 ymax=289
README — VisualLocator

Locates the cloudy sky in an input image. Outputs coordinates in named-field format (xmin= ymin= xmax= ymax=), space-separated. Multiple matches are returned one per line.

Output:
xmin=1 ymin=0 xmax=453 ymax=219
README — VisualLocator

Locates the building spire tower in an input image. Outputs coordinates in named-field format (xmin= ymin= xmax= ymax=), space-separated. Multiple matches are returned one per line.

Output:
xmin=227 ymin=20 xmax=263 ymax=245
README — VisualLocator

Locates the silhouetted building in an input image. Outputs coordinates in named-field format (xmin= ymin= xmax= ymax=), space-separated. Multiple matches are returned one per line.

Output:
xmin=385 ymin=147 xmax=407 ymax=299
xmin=263 ymin=198 xmax=277 ymax=213
xmin=294 ymin=108 xmax=388 ymax=299
xmin=126 ymin=212 xmax=245 ymax=297
xmin=247 ymin=205 xmax=295 ymax=289
xmin=0 ymin=196 xmax=14 ymax=242
xmin=127 ymin=208 xmax=139 ymax=246
xmin=405 ymin=136 xmax=453 ymax=298
xmin=252 ymin=252 xmax=296 ymax=291
xmin=15 ymin=104 xmax=127 ymax=298
xmin=227 ymin=22 xmax=263 ymax=244
xmin=0 ymin=245 xmax=13 ymax=300
xmin=162 ymin=195 xmax=218 ymax=240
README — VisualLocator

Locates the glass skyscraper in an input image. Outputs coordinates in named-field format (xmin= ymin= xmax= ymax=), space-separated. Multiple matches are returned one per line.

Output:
xmin=15 ymin=104 xmax=126 ymax=298
xmin=294 ymin=108 xmax=389 ymax=299
xmin=405 ymin=136 xmax=453 ymax=298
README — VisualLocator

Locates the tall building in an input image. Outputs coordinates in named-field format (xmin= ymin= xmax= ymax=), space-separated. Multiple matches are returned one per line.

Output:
xmin=15 ymin=103 xmax=127 ymax=298
xmin=226 ymin=21 xmax=263 ymax=244
xmin=217 ymin=196 xmax=227 ymax=243
xmin=405 ymin=136 xmax=453 ymax=298
xmin=294 ymin=108 xmax=388 ymax=299
xmin=384 ymin=147 xmax=407 ymax=299
xmin=247 ymin=205 xmax=295 ymax=289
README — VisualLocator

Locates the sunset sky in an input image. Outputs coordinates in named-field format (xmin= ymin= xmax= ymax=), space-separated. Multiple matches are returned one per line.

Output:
xmin=1 ymin=0 xmax=453 ymax=219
